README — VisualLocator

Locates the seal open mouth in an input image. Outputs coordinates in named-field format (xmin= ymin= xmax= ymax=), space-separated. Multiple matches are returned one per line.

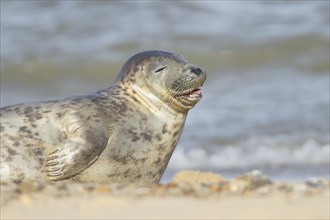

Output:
xmin=178 ymin=88 xmax=203 ymax=101
xmin=174 ymin=86 xmax=203 ymax=107
xmin=189 ymin=88 xmax=202 ymax=98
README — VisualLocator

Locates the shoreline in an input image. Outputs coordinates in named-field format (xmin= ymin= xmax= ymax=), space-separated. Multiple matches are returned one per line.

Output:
xmin=1 ymin=170 xmax=329 ymax=219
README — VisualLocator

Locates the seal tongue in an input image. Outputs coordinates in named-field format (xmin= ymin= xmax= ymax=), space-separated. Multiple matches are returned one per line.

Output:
xmin=189 ymin=89 xmax=202 ymax=97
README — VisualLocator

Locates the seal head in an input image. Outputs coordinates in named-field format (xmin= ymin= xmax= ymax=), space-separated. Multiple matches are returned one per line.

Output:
xmin=116 ymin=50 xmax=206 ymax=112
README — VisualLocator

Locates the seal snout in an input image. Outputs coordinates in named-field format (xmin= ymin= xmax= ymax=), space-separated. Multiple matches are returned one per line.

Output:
xmin=167 ymin=63 xmax=206 ymax=111
xmin=185 ymin=64 xmax=206 ymax=77
xmin=187 ymin=65 xmax=207 ymax=88
xmin=190 ymin=67 xmax=204 ymax=76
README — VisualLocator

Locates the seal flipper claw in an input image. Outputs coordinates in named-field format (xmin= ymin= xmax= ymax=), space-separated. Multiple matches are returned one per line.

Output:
xmin=47 ymin=166 xmax=63 ymax=172
xmin=47 ymin=172 xmax=63 ymax=179
xmin=47 ymin=155 xmax=59 ymax=160
xmin=46 ymin=161 xmax=59 ymax=166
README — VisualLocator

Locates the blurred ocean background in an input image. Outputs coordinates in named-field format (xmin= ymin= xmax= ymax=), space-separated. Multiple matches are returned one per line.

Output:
xmin=1 ymin=1 xmax=329 ymax=182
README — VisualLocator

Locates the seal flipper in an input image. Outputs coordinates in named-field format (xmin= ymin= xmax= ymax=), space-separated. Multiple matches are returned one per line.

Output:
xmin=46 ymin=144 xmax=100 ymax=180
xmin=46 ymin=116 xmax=110 ymax=181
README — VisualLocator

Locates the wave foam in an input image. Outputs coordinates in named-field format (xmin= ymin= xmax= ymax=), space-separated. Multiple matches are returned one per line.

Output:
xmin=168 ymin=139 xmax=329 ymax=171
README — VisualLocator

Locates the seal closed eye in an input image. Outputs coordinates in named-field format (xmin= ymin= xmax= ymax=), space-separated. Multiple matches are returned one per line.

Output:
xmin=0 ymin=50 xmax=207 ymax=184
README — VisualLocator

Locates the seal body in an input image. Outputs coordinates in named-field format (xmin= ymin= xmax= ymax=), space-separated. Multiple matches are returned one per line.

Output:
xmin=0 ymin=50 xmax=206 ymax=183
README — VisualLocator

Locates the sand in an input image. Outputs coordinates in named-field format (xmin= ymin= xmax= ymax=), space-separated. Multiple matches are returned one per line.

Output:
xmin=1 ymin=170 xmax=329 ymax=220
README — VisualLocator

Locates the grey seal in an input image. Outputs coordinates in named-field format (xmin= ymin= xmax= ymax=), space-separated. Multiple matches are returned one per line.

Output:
xmin=0 ymin=50 xmax=206 ymax=183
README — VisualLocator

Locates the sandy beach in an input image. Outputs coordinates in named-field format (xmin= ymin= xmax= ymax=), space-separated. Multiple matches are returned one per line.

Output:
xmin=1 ymin=170 xmax=329 ymax=220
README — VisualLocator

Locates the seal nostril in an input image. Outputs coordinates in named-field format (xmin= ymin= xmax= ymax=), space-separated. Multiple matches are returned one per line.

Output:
xmin=191 ymin=67 xmax=203 ymax=76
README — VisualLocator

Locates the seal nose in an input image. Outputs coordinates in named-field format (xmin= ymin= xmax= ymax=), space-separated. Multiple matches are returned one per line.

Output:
xmin=191 ymin=67 xmax=203 ymax=76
